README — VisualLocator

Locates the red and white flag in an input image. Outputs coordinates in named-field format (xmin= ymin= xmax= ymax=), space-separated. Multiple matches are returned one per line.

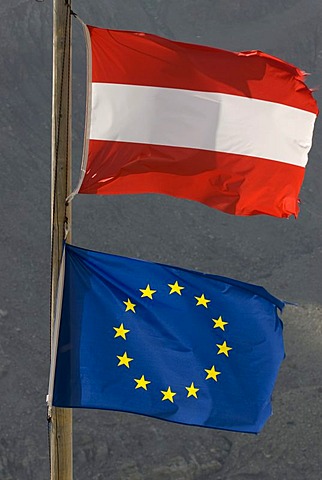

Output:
xmin=77 ymin=25 xmax=318 ymax=217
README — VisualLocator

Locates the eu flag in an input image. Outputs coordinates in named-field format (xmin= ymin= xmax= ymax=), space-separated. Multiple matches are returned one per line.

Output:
xmin=52 ymin=244 xmax=285 ymax=433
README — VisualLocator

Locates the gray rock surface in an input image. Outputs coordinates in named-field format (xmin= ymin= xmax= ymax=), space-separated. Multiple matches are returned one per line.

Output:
xmin=0 ymin=0 xmax=321 ymax=478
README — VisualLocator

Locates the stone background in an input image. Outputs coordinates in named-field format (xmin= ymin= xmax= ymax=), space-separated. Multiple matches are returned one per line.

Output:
xmin=0 ymin=1 xmax=321 ymax=478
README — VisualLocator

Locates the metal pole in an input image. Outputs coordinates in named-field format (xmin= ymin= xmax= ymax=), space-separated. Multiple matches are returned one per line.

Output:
xmin=50 ymin=0 xmax=73 ymax=478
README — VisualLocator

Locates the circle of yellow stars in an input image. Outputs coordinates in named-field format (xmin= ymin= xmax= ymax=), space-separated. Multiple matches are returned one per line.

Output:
xmin=113 ymin=281 xmax=233 ymax=403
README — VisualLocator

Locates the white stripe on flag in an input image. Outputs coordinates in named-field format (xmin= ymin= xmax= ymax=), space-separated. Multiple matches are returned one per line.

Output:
xmin=90 ymin=83 xmax=316 ymax=167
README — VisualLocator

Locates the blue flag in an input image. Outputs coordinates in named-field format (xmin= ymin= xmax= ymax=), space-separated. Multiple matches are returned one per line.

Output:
xmin=52 ymin=244 xmax=285 ymax=433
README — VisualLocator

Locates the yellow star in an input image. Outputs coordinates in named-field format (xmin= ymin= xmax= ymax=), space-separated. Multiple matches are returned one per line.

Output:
xmin=216 ymin=341 xmax=232 ymax=357
xmin=205 ymin=365 xmax=221 ymax=381
xmin=123 ymin=298 xmax=136 ymax=313
xmin=113 ymin=323 xmax=130 ymax=340
xmin=139 ymin=284 xmax=157 ymax=299
xmin=194 ymin=293 xmax=211 ymax=308
xmin=117 ymin=352 xmax=133 ymax=368
xmin=134 ymin=375 xmax=151 ymax=390
xmin=168 ymin=280 xmax=185 ymax=295
xmin=161 ymin=386 xmax=176 ymax=403
xmin=185 ymin=382 xmax=199 ymax=398
xmin=212 ymin=316 xmax=228 ymax=331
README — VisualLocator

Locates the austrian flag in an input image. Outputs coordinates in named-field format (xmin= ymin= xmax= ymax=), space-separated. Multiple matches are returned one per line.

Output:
xmin=77 ymin=25 xmax=318 ymax=217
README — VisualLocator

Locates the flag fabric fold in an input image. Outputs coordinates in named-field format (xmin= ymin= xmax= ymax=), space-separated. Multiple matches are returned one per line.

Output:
xmin=77 ymin=25 xmax=318 ymax=218
xmin=52 ymin=243 xmax=285 ymax=433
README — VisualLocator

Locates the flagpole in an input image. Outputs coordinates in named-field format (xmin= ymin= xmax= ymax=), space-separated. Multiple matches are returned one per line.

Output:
xmin=49 ymin=0 xmax=73 ymax=478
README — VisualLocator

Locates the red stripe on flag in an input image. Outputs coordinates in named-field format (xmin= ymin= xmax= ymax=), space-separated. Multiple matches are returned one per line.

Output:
xmin=80 ymin=140 xmax=304 ymax=217
xmin=88 ymin=26 xmax=318 ymax=114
